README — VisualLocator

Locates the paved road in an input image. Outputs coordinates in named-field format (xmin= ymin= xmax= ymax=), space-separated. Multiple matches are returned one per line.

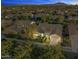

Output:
xmin=5 ymin=38 xmax=46 ymax=46
xmin=5 ymin=38 xmax=75 ymax=52
xmin=63 ymin=47 xmax=73 ymax=52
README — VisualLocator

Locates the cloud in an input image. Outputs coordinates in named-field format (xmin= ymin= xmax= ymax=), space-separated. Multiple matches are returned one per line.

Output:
xmin=64 ymin=0 xmax=78 ymax=5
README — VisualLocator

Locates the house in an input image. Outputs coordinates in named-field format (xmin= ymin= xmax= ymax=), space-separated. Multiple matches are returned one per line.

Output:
xmin=32 ymin=23 xmax=62 ymax=45
xmin=32 ymin=32 xmax=62 ymax=46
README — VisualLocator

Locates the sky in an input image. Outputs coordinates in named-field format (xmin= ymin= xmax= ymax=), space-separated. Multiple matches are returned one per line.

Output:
xmin=1 ymin=0 xmax=78 ymax=5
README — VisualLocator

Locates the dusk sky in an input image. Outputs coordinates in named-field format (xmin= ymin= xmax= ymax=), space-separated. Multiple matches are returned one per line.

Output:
xmin=2 ymin=0 xmax=78 ymax=5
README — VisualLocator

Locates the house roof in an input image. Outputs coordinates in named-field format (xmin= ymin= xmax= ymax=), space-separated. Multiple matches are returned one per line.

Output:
xmin=37 ymin=23 xmax=62 ymax=36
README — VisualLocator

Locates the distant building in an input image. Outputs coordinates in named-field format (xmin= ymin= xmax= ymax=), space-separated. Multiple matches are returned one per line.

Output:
xmin=31 ymin=12 xmax=37 ymax=21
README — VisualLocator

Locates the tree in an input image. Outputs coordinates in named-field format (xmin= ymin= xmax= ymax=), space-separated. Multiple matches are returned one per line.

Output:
xmin=24 ymin=24 xmax=37 ymax=39
xmin=31 ymin=45 xmax=65 ymax=59
xmin=11 ymin=41 xmax=32 ymax=59
xmin=1 ymin=39 xmax=13 ymax=56
xmin=58 ymin=15 xmax=64 ymax=24
xmin=42 ymin=15 xmax=52 ymax=23
xmin=36 ymin=35 xmax=50 ymax=44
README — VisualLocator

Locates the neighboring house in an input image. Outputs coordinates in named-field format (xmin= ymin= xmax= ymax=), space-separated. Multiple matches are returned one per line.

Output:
xmin=68 ymin=16 xmax=78 ymax=21
xmin=68 ymin=24 xmax=78 ymax=53
xmin=2 ymin=20 xmax=31 ymax=34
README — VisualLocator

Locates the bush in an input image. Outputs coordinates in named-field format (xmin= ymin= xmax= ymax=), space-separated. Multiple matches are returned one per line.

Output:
xmin=31 ymin=45 xmax=65 ymax=59
xmin=1 ymin=39 xmax=13 ymax=56
xmin=11 ymin=41 xmax=32 ymax=59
